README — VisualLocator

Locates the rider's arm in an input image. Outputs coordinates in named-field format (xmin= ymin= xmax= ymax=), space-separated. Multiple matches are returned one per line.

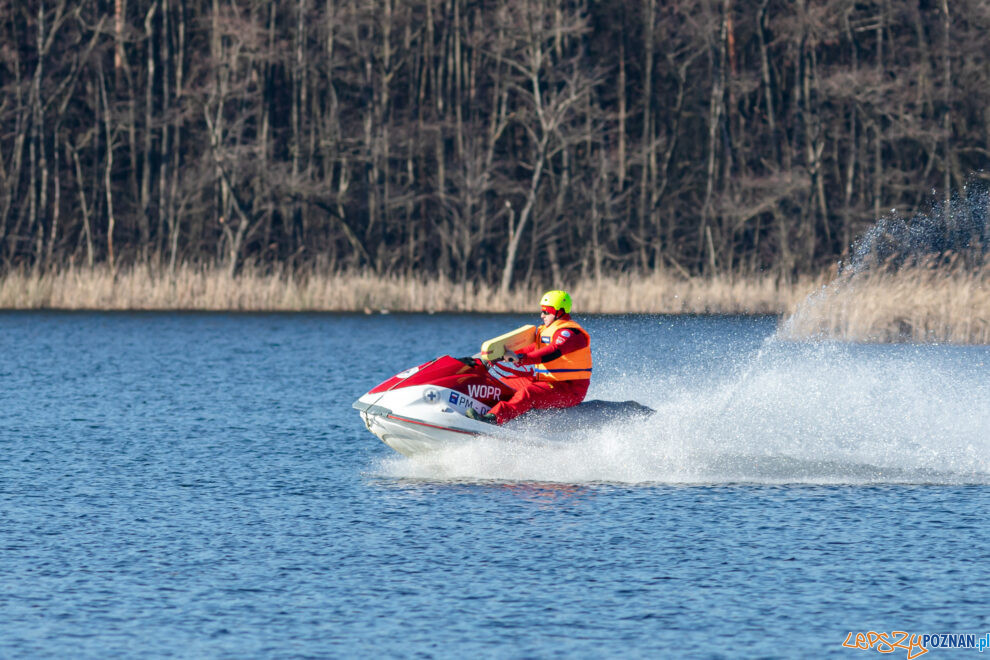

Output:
xmin=517 ymin=340 xmax=539 ymax=354
xmin=517 ymin=328 xmax=588 ymax=365
xmin=501 ymin=340 xmax=538 ymax=364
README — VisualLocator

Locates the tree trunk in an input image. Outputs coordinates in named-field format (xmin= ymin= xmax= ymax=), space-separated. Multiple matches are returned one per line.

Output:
xmin=499 ymin=134 xmax=547 ymax=296
xmin=699 ymin=2 xmax=727 ymax=273
xmin=168 ymin=0 xmax=186 ymax=274
xmin=940 ymin=0 xmax=952 ymax=205
xmin=639 ymin=0 xmax=654 ymax=266
xmin=141 ymin=2 xmax=158 ymax=261
xmin=68 ymin=140 xmax=94 ymax=267
xmin=115 ymin=0 xmax=125 ymax=72
xmin=99 ymin=64 xmax=117 ymax=273
xmin=757 ymin=0 xmax=778 ymax=164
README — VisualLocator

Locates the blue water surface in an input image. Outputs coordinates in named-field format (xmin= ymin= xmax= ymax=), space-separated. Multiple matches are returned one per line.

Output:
xmin=1 ymin=312 xmax=988 ymax=658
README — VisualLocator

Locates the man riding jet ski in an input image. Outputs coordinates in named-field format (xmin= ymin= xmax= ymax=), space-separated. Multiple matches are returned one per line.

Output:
xmin=353 ymin=290 xmax=652 ymax=456
xmin=466 ymin=290 xmax=591 ymax=425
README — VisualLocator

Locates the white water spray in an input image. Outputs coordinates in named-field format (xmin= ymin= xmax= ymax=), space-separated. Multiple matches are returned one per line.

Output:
xmin=781 ymin=180 xmax=989 ymax=340
xmin=378 ymin=337 xmax=990 ymax=485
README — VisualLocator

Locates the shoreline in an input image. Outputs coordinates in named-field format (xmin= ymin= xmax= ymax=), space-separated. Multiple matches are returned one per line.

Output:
xmin=0 ymin=265 xmax=816 ymax=315
xmin=0 ymin=264 xmax=987 ymax=344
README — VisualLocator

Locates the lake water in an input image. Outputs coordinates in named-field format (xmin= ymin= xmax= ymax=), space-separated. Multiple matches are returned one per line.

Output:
xmin=2 ymin=312 xmax=988 ymax=658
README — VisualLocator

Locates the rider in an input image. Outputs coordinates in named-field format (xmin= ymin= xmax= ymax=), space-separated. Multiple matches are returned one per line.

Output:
xmin=467 ymin=290 xmax=592 ymax=425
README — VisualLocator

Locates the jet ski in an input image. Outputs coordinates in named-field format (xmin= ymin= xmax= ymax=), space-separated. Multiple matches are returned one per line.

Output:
xmin=353 ymin=342 xmax=654 ymax=456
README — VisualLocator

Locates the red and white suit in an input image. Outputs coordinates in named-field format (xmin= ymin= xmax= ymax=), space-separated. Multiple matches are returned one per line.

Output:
xmin=489 ymin=314 xmax=592 ymax=424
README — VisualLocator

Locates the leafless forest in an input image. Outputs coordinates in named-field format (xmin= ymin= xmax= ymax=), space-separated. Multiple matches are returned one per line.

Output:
xmin=2 ymin=0 xmax=989 ymax=291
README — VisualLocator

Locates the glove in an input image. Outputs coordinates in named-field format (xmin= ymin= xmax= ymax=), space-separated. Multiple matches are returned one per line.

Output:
xmin=503 ymin=351 xmax=522 ymax=364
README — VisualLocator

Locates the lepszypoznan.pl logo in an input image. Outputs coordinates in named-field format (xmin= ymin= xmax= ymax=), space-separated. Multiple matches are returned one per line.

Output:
xmin=843 ymin=631 xmax=990 ymax=658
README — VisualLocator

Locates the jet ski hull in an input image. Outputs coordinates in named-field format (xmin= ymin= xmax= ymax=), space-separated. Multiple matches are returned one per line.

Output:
xmin=353 ymin=355 xmax=654 ymax=457
xmin=353 ymin=382 xmax=501 ymax=456
xmin=359 ymin=407 xmax=481 ymax=456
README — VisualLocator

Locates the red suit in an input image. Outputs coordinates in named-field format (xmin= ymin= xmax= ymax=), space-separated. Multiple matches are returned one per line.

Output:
xmin=489 ymin=314 xmax=591 ymax=424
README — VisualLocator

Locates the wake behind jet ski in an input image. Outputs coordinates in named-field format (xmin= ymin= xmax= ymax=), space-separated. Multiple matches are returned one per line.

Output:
xmin=353 ymin=289 xmax=654 ymax=456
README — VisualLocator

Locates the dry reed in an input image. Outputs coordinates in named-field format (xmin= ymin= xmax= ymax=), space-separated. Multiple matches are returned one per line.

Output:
xmin=780 ymin=265 xmax=990 ymax=344
xmin=2 ymin=264 xmax=986 ymax=344
xmin=0 ymin=263 xmax=814 ymax=315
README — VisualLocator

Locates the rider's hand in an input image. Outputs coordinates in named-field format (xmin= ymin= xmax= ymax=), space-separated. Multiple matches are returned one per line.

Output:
xmin=504 ymin=351 xmax=520 ymax=364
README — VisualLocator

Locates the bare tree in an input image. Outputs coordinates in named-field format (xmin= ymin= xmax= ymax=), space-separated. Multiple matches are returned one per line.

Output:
xmin=491 ymin=0 xmax=598 ymax=294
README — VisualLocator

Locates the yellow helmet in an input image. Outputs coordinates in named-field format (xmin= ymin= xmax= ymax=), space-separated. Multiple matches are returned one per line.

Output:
xmin=540 ymin=290 xmax=572 ymax=314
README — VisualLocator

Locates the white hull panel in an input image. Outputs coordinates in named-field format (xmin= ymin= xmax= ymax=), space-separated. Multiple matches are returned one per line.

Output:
xmin=360 ymin=410 xmax=481 ymax=456
xmin=354 ymin=385 xmax=499 ymax=456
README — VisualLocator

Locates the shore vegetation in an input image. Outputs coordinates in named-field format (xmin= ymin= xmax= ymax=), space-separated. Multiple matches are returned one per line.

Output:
xmin=0 ymin=265 xmax=817 ymax=315
xmin=781 ymin=264 xmax=990 ymax=345
xmin=2 ymin=264 xmax=987 ymax=345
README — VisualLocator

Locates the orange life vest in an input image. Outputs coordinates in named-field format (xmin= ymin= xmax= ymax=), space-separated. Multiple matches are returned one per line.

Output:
xmin=533 ymin=319 xmax=592 ymax=382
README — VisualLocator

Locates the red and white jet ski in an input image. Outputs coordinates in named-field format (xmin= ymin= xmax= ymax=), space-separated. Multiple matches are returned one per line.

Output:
xmin=353 ymin=355 xmax=514 ymax=456
xmin=353 ymin=354 xmax=654 ymax=457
